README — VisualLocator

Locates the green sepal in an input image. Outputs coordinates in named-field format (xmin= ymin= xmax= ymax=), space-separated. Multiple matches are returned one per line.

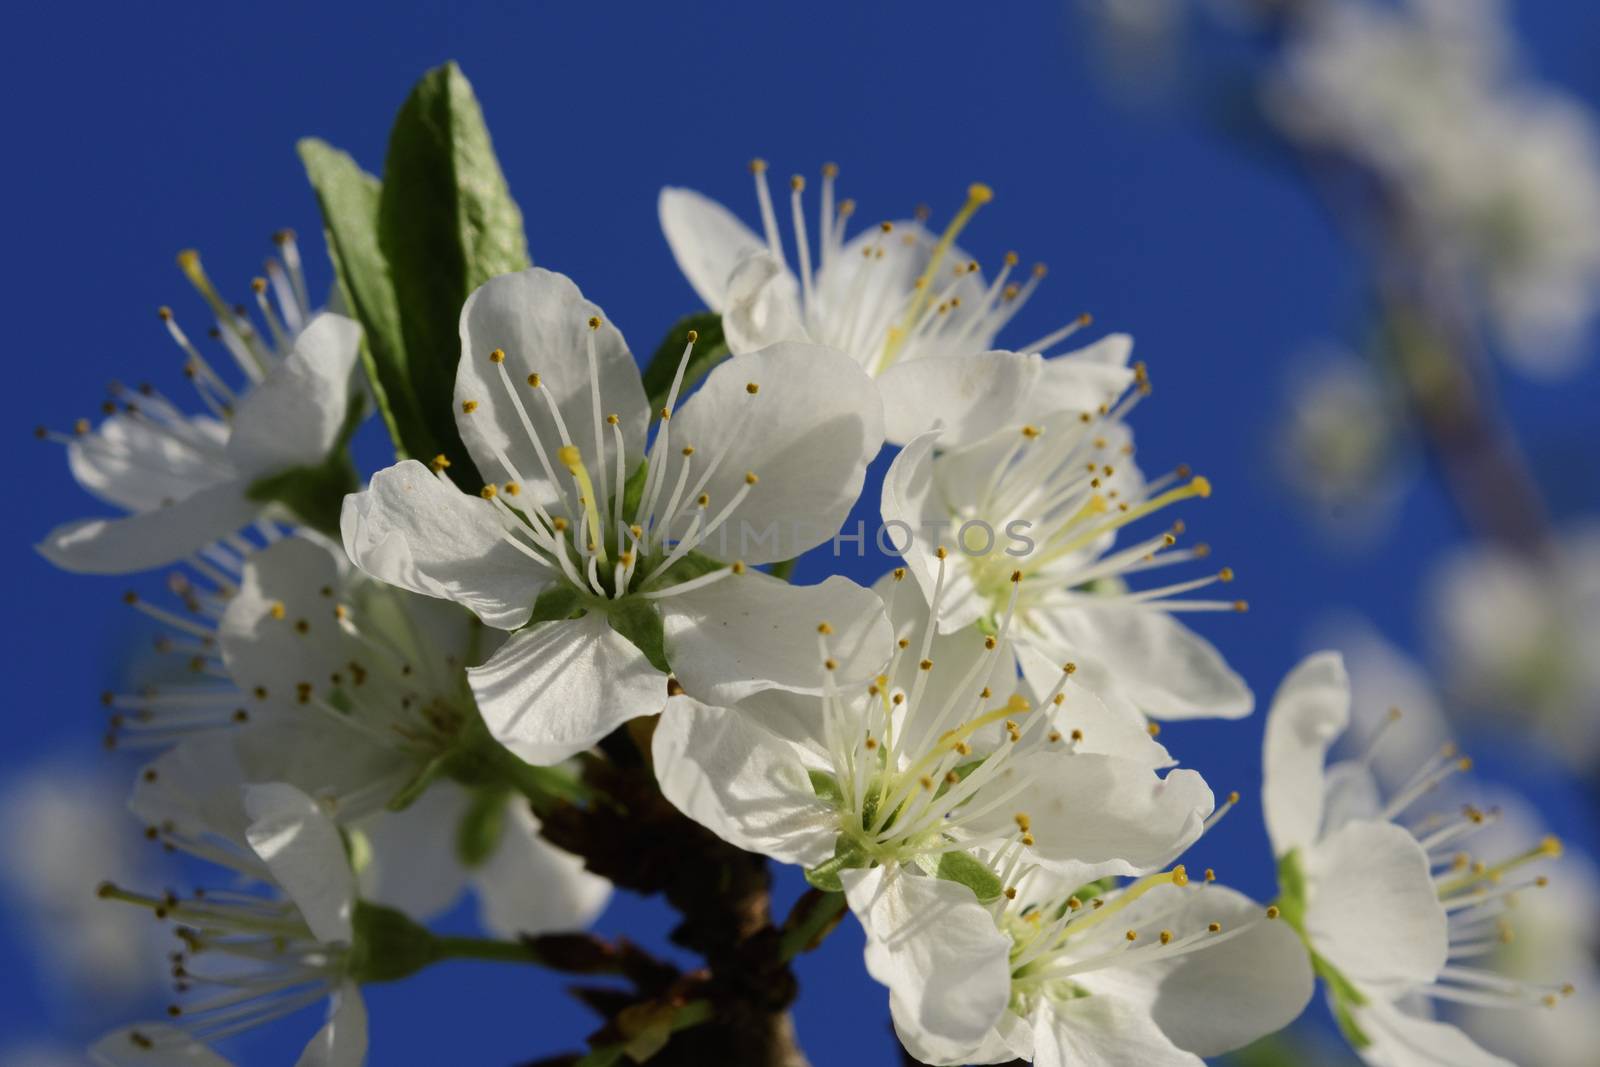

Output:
xmin=296 ymin=138 xmax=416 ymax=460
xmin=606 ymin=600 xmax=670 ymax=673
xmin=808 ymin=771 xmax=845 ymax=807
xmin=347 ymin=900 xmax=441 ymax=984
xmin=642 ymin=312 xmax=727 ymax=415
xmin=804 ymin=838 xmax=870 ymax=892
xmin=1274 ymin=849 xmax=1372 ymax=1047
xmin=378 ymin=61 xmax=530 ymax=488
xmin=456 ymin=786 xmax=509 ymax=868
xmin=527 ymin=584 xmax=585 ymax=626
xmin=385 ymin=748 xmax=452 ymax=811
xmin=933 ymin=850 xmax=1004 ymax=903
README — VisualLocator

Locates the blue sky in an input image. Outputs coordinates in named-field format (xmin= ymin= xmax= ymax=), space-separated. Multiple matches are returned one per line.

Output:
xmin=6 ymin=2 xmax=1599 ymax=1063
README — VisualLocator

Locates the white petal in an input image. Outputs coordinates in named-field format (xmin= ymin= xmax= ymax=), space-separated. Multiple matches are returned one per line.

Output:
xmin=131 ymin=717 xmax=411 ymax=851
xmin=1031 ymin=995 xmax=1203 ymax=1067
xmin=720 ymin=250 xmax=809 ymax=356
xmin=227 ymin=313 xmax=363 ymax=477
xmin=243 ymin=783 xmax=357 ymax=944
xmin=469 ymin=613 xmax=666 ymax=764
xmin=1321 ymin=758 xmax=1384 ymax=836
xmin=1056 ymin=332 xmax=1134 ymax=366
xmin=879 ymin=428 xmax=988 ymax=632
xmin=965 ymin=754 xmax=1212 ymax=884
xmin=659 ymin=186 xmax=767 ymax=311
xmin=355 ymin=781 xmax=472 ymax=921
xmin=653 ymin=341 xmax=884 ymax=563
xmin=875 ymin=350 xmax=1044 ymax=448
xmin=1073 ymin=883 xmax=1315 ymax=1057
xmin=219 ymin=535 xmax=352 ymax=709
xmin=652 ymin=694 xmax=837 ymax=868
xmin=474 ymin=795 xmax=612 ymax=938
xmin=1302 ymin=819 xmax=1449 ymax=993
xmin=1031 ymin=603 xmax=1253 ymax=721
xmin=843 ymin=865 xmax=1013 ymax=1052
xmin=341 ymin=460 xmax=551 ymax=630
xmin=91 ymin=1026 xmax=235 ymax=1066
xmin=1262 ymin=651 xmax=1351 ymax=857
xmin=455 ymin=268 xmax=647 ymax=501
xmin=660 ymin=572 xmax=892 ymax=703
xmin=1017 ymin=348 xmax=1137 ymax=426
xmin=1015 ymin=643 xmax=1174 ymax=767
xmin=1354 ymin=998 xmax=1515 ymax=1067
xmin=37 ymin=481 xmax=257 ymax=575
xmin=68 ymin=413 xmax=232 ymax=512
xmin=295 ymin=982 xmax=367 ymax=1067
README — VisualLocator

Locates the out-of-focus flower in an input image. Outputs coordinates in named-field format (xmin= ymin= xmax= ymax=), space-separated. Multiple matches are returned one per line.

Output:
xmin=1276 ymin=350 xmax=1414 ymax=544
xmin=37 ymin=235 xmax=364 ymax=574
xmin=343 ymin=267 xmax=891 ymax=765
xmin=1452 ymin=794 xmax=1600 ymax=1067
xmin=660 ymin=164 xmax=1135 ymax=446
xmin=1427 ymin=524 xmax=1600 ymax=765
xmin=1269 ymin=0 xmax=1600 ymax=376
xmin=0 ymin=762 xmax=164 ymax=1010
xmin=883 ymin=409 xmax=1251 ymax=722
xmin=1262 ymin=652 xmax=1574 ymax=1067
xmin=95 ymin=783 xmax=369 ymax=1067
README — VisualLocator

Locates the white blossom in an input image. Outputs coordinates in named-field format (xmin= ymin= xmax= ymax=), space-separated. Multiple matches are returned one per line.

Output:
xmin=883 ymin=403 xmax=1250 ymax=721
xmin=660 ymin=163 xmax=1137 ymax=445
xmin=38 ymin=237 xmax=363 ymax=573
xmin=1262 ymin=652 xmax=1574 ymax=1066
xmin=341 ymin=267 xmax=892 ymax=764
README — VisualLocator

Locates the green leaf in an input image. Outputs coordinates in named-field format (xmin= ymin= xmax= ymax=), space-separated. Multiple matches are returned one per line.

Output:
xmin=297 ymin=137 xmax=419 ymax=460
xmin=804 ymin=838 xmax=869 ymax=892
xmin=934 ymin=850 xmax=1004 ymax=902
xmin=620 ymin=459 xmax=650 ymax=524
xmin=455 ymin=786 xmax=509 ymax=868
xmin=527 ymin=584 xmax=584 ymax=625
xmin=379 ymin=61 xmax=530 ymax=488
xmin=607 ymin=600 xmax=670 ymax=673
xmin=642 ymin=312 xmax=727 ymax=415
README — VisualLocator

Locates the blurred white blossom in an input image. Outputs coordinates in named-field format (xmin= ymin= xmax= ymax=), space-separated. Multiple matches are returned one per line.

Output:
xmin=1427 ymin=524 xmax=1600 ymax=764
xmin=1269 ymin=0 xmax=1600 ymax=376
xmin=0 ymin=762 xmax=163 ymax=1012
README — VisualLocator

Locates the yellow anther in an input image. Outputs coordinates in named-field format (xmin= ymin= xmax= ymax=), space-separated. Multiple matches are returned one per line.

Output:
xmin=461 ymin=400 xmax=478 ymax=414
xmin=696 ymin=492 xmax=710 ymax=507
xmin=1020 ymin=424 xmax=1042 ymax=439
xmin=686 ymin=329 xmax=699 ymax=343
xmin=746 ymin=382 xmax=760 ymax=395
xmin=824 ymin=657 xmax=838 ymax=671
xmin=1190 ymin=476 xmax=1212 ymax=498
xmin=504 ymin=482 xmax=520 ymax=496
xmin=480 ymin=484 xmax=497 ymax=500
xmin=1218 ymin=567 xmax=1234 ymax=582
xmin=984 ymin=636 xmax=997 ymax=650
xmin=607 ymin=413 xmax=620 ymax=426
xmin=1013 ymin=813 xmax=1031 ymax=832
xmin=681 ymin=445 xmax=695 ymax=456
xmin=1208 ymin=922 xmax=1222 ymax=933
xmin=745 ymin=471 xmax=759 ymax=485
xmin=1266 ymin=906 xmax=1281 ymax=920
xmin=817 ymin=622 xmax=834 ymax=635
xmin=790 ymin=174 xmax=805 ymax=191
xmin=748 ymin=158 xmax=768 ymax=174
xmin=1171 ymin=865 xmax=1188 ymax=887
xmin=822 ymin=162 xmax=839 ymax=178
xmin=527 ymin=373 xmax=542 ymax=388
xmin=1160 ymin=930 xmax=1174 ymax=945
xmin=588 ymin=316 xmax=601 ymax=330
xmin=268 ymin=602 xmax=286 ymax=620
xmin=731 ymin=561 xmax=747 ymax=575
xmin=429 ymin=453 xmax=452 ymax=473
xmin=919 ymin=658 xmax=933 ymax=671
xmin=489 ymin=348 xmax=506 ymax=363
xmin=1064 ymin=662 xmax=1077 ymax=674
xmin=1126 ymin=930 xmax=1138 ymax=942
xmin=1147 ymin=722 xmax=1161 ymax=737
